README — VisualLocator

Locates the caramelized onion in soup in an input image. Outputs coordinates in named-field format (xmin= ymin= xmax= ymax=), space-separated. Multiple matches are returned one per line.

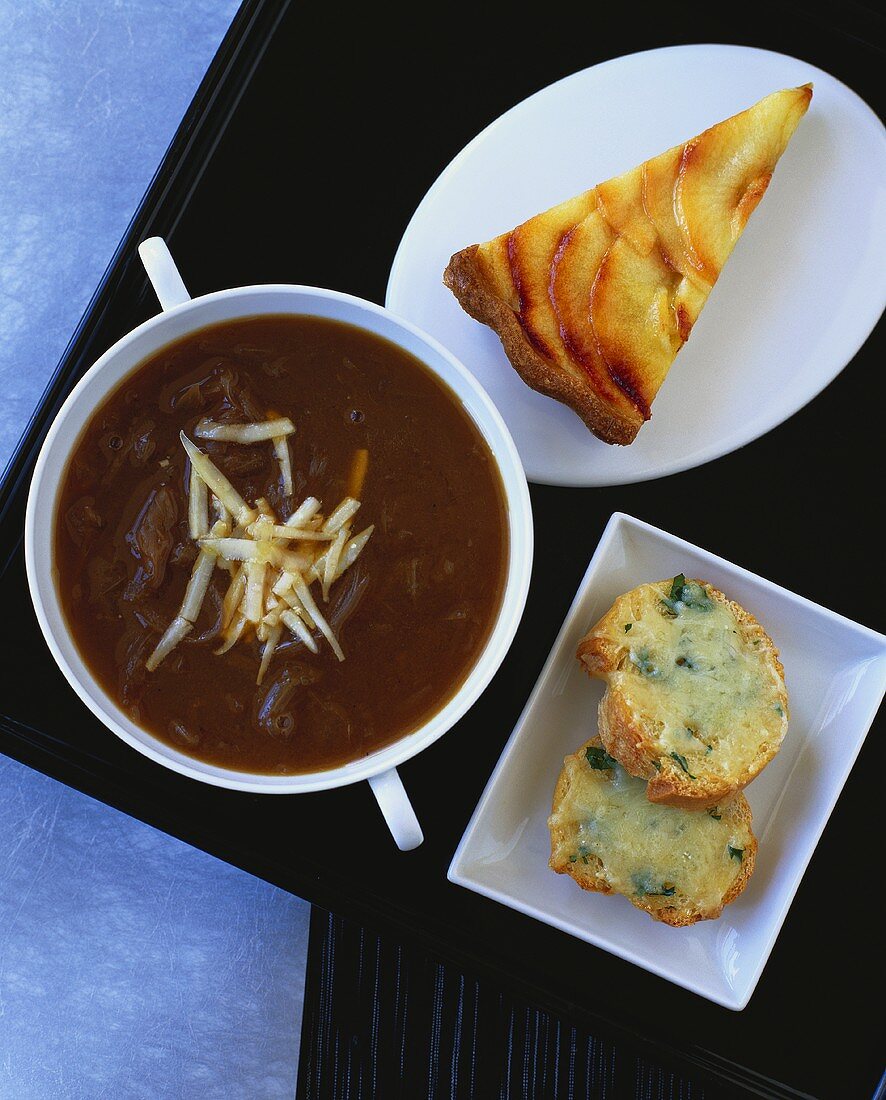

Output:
xmin=55 ymin=316 xmax=508 ymax=774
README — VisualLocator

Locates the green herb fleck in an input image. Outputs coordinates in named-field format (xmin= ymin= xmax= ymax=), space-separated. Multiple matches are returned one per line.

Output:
xmin=682 ymin=582 xmax=713 ymax=611
xmin=728 ymin=845 xmax=744 ymax=862
xmin=670 ymin=752 xmax=696 ymax=779
xmin=773 ymin=704 xmax=784 ymax=717
xmin=707 ymin=807 xmax=722 ymax=820
xmin=568 ymin=854 xmax=578 ymax=862
xmin=651 ymin=759 xmax=661 ymax=771
xmin=630 ymin=647 xmax=661 ymax=678
xmin=624 ymin=623 xmax=632 ymax=632
xmin=631 ymin=871 xmax=676 ymax=897
xmin=662 ymin=574 xmax=713 ymax=615
xmin=685 ymin=727 xmax=712 ymax=752
xmin=753 ymin=639 xmax=761 ymax=646
xmin=585 ymin=745 xmax=617 ymax=771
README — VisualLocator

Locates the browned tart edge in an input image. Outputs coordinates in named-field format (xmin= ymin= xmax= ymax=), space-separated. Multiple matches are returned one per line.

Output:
xmin=443 ymin=245 xmax=642 ymax=446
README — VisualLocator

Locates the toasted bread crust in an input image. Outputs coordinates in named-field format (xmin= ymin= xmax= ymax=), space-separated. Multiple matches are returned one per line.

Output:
xmin=577 ymin=580 xmax=788 ymax=808
xmin=718 ymin=795 xmax=758 ymax=915
xmin=443 ymin=246 xmax=641 ymax=445
xmin=549 ymin=738 xmax=757 ymax=926
xmin=548 ymin=750 xmax=613 ymax=896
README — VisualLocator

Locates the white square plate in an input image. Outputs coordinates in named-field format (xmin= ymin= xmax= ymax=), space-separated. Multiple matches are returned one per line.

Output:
xmin=448 ymin=513 xmax=886 ymax=1009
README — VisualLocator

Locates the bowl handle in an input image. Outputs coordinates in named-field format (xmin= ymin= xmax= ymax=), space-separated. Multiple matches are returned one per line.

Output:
xmin=368 ymin=768 xmax=424 ymax=850
xmin=138 ymin=237 xmax=191 ymax=310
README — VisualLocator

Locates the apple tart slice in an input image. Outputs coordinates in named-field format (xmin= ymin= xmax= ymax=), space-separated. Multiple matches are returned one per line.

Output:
xmin=443 ymin=85 xmax=812 ymax=445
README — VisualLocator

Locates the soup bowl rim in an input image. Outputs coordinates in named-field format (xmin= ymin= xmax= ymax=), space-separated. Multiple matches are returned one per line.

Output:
xmin=25 ymin=282 xmax=534 ymax=794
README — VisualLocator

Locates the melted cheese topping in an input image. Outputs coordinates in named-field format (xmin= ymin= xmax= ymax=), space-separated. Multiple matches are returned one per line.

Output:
xmin=616 ymin=582 xmax=785 ymax=777
xmin=550 ymin=751 xmax=751 ymax=911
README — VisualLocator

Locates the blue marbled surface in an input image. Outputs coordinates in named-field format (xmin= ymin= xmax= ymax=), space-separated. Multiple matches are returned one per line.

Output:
xmin=0 ymin=3 xmax=310 ymax=1095
xmin=0 ymin=0 xmax=238 ymax=469
xmin=0 ymin=757 xmax=309 ymax=1099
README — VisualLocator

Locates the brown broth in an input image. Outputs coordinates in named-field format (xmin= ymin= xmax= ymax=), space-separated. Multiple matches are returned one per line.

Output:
xmin=54 ymin=315 xmax=509 ymax=774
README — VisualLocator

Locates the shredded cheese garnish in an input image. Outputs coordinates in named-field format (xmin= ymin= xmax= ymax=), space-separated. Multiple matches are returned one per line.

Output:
xmin=322 ymin=526 xmax=348 ymax=602
xmin=249 ymin=523 xmax=335 ymax=542
xmin=146 ymin=616 xmax=192 ymax=671
xmin=286 ymin=496 xmax=320 ymax=527
xmin=257 ymin=622 xmax=283 ymax=685
xmin=221 ymin=565 xmax=246 ymax=630
xmin=180 ymin=432 xmax=256 ymax=526
xmin=194 ymin=414 xmax=296 ymax=499
xmin=273 ymin=434 xmax=294 ymax=496
xmin=323 ymin=497 xmax=360 ymax=534
xmin=145 ymin=426 xmax=373 ymax=682
xmin=188 ymin=465 xmax=209 ymax=539
xmin=194 ymin=417 xmax=295 ymax=443
xmin=179 ymin=548 xmax=216 ymax=623
xmin=280 ymin=608 xmax=318 ymax=654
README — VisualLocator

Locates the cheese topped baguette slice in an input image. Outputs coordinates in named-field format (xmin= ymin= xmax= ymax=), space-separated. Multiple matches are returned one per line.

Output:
xmin=549 ymin=738 xmax=757 ymax=926
xmin=577 ymin=576 xmax=788 ymax=808
xmin=443 ymin=85 xmax=812 ymax=445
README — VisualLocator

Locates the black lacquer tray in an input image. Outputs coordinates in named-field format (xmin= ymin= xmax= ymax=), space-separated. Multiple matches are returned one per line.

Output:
xmin=2 ymin=3 xmax=884 ymax=1096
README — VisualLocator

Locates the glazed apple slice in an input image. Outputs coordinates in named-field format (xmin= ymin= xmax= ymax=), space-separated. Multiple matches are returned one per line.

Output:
xmin=641 ymin=146 xmax=731 ymax=336
xmin=641 ymin=145 xmax=690 ymax=276
xmin=597 ymin=165 xmax=657 ymax=257
xmin=590 ymin=236 xmax=681 ymax=414
xmin=444 ymin=84 xmax=812 ymax=445
xmin=676 ymin=85 xmax=812 ymax=283
xmin=506 ymin=191 xmax=598 ymax=358
xmin=472 ymin=231 xmax=517 ymax=308
xmin=549 ymin=211 xmax=643 ymax=426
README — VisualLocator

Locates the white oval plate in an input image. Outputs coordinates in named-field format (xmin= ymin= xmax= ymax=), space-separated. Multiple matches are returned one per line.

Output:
xmin=386 ymin=45 xmax=886 ymax=487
